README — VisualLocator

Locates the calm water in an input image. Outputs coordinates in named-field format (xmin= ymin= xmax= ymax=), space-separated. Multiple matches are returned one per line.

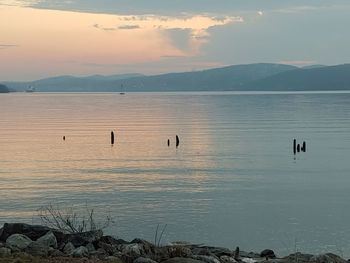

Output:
xmin=1 ymin=92 xmax=350 ymax=256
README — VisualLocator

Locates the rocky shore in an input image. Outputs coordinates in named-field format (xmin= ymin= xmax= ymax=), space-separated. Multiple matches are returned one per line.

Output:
xmin=0 ymin=223 xmax=347 ymax=263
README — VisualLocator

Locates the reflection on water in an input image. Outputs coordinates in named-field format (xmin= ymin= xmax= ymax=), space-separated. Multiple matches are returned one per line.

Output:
xmin=1 ymin=92 xmax=350 ymax=256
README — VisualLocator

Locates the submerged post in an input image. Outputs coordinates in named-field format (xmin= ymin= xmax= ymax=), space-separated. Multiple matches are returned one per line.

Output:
xmin=176 ymin=135 xmax=179 ymax=148
xmin=302 ymin=141 xmax=306 ymax=152
xmin=234 ymin=247 xmax=240 ymax=261
xmin=297 ymin=144 xmax=300 ymax=153
xmin=293 ymin=139 xmax=296 ymax=155
xmin=63 ymin=136 xmax=65 ymax=141
xmin=167 ymin=139 xmax=170 ymax=147
xmin=111 ymin=131 xmax=115 ymax=145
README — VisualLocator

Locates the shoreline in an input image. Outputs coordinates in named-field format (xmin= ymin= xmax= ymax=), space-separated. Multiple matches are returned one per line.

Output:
xmin=0 ymin=223 xmax=347 ymax=263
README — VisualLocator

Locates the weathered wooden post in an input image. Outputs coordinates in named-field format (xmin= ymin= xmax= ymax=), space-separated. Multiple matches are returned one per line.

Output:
xmin=176 ymin=135 xmax=179 ymax=148
xmin=234 ymin=247 xmax=240 ymax=261
xmin=297 ymin=144 xmax=300 ymax=153
xmin=63 ymin=136 xmax=65 ymax=141
xmin=111 ymin=131 xmax=115 ymax=145
xmin=293 ymin=139 xmax=296 ymax=155
xmin=302 ymin=141 xmax=306 ymax=152
xmin=167 ymin=139 xmax=170 ymax=147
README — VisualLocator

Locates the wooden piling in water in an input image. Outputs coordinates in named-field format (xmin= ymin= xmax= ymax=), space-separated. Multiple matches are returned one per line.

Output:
xmin=293 ymin=139 xmax=296 ymax=155
xmin=297 ymin=144 xmax=300 ymax=152
xmin=176 ymin=135 xmax=179 ymax=148
xmin=167 ymin=139 xmax=170 ymax=147
xmin=302 ymin=141 xmax=306 ymax=152
xmin=111 ymin=131 xmax=115 ymax=145
xmin=63 ymin=136 xmax=65 ymax=141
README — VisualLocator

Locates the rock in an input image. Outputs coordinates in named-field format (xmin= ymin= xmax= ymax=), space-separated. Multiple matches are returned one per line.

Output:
xmin=106 ymin=256 xmax=125 ymax=263
xmin=97 ymin=241 xmax=118 ymax=255
xmin=86 ymin=242 xmax=96 ymax=252
xmin=6 ymin=234 xmax=32 ymax=251
xmin=122 ymin=243 xmax=143 ymax=257
xmin=260 ymin=249 xmax=276 ymax=259
xmin=36 ymin=231 xmax=57 ymax=248
xmin=167 ymin=246 xmax=192 ymax=258
xmin=0 ymin=223 xmax=53 ymax=241
xmin=63 ymin=242 xmax=75 ymax=255
xmin=25 ymin=241 xmax=49 ymax=257
xmin=241 ymin=258 xmax=257 ymax=263
xmin=49 ymin=248 xmax=66 ymax=257
xmin=62 ymin=229 xmax=103 ymax=247
xmin=161 ymin=257 xmax=206 ymax=263
xmin=72 ymin=245 xmax=89 ymax=258
xmin=192 ymin=255 xmax=221 ymax=263
xmin=0 ymin=247 xmax=11 ymax=257
xmin=220 ymin=256 xmax=237 ymax=263
xmin=134 ymin=256 xmax=159 ymax=263
xmin=192 ymin=247 xmax=232 ymax=257
xmin=284 ymin=252 xmax=314 ymax=262
xmin=90 ymin=247 xmax=109 ymax=260
xmin=312 ymin=253 xmax=347 ymax=263
xmin=100 ymin=236 xmax=129 ymax=245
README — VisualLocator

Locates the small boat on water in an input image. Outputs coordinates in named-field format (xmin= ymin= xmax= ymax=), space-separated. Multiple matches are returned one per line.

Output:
xmin=25 ymin=86 xmax=35 ymax=93
xmin=120 ymin=84 xmax=125 ymax=95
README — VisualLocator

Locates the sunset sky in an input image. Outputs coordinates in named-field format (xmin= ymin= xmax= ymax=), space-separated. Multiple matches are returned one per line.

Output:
xmin=0 ymin=0 xmax=349 ymax=80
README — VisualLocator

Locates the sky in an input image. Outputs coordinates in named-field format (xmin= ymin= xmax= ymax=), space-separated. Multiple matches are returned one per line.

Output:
xmin=0 ymin=0 xmax=350 ymax=81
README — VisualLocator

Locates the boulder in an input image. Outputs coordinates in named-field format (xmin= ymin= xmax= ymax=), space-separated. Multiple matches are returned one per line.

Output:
xmin=312 ymin=253 xmax=347 ymax=263
xmin=6 ymin=234 xmax=32 ymax=251
xmin=106 ymin=256 xmax=125 ymax=263
xmin=36 ymin=231 xmax=57 ymax=248
xmin=134 ymin=256 xmax=159 ymax=263
xmin=61 ymin=229 xmax=103 ymax=247
xmin=161 ymin=258 xmax=206 ymax=263
xmin=49 ymin=248 xmax=66 ymax=257
xmin=192 ymin=255 xmax=221 ymax=263
xmin=63 ymin=242 xmax=75 ymax=255
xmin=220 ymin=256 xmax=237 ymax=263
xmin=260 ymin=249 xmax=276 ymax=259
xmin=168 ymin=246 xmax=192 ymax=258
xmin=284 ymin=252 xmax=314 ymax=262
xmin=0 ymin=247 xmax=11 ymax=257
xmin=72 ymin=246 xmax=89 ymax=258
xmin=86 ymin=242 xmax=96 ymax=252
xmin=25 ymin=241 xmax=49 ymax=257
xmin=0 ymin=223 xmax=52 ymax=241
xmin=97 ymin=241 xmax=118 ymax=255
xmin=122 ymin=243 xmax=143 ymax=257
xmin=191 ymin=247 xmax=232 ymax=257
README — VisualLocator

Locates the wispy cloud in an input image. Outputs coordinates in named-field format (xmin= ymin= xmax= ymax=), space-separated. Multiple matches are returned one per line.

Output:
xmin=118 ymin=25 xmax=140 ymax=30
xmin=0 ymin=0 xmax=42 ymax=6
xmin=279 ymin=60 xmax=316 ymax=65
xmin=0 ymin=44 xmax=18 ymax=49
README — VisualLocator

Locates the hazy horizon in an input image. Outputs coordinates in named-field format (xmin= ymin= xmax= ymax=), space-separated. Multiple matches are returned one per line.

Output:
xmin=1 ymin=1 xmax=350 ymax=81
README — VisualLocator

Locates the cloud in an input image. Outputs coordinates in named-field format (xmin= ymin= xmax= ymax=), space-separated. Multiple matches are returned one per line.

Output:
xmin=93 ymin=23 xmax=116 ymax=31
xmin=118 ymin=25 xmax=140 ymax=30
xmin=0 ymin=0 xmax=42 ymax=6
xmin=0 ymin=44 xmax=18 ymax=49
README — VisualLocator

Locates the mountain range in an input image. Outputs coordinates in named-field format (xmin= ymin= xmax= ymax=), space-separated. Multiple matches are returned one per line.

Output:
xmin=3 ymin=63 xmax=350 ymax=92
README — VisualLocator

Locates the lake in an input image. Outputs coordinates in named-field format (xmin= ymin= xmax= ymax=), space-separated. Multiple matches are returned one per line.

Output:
xmin=1 ymin=91 xmax=350 ymax=257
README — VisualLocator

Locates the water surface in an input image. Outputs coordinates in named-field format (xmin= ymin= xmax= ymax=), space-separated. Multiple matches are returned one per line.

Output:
xmin=1 ymin=92 xmax=350 ymax=256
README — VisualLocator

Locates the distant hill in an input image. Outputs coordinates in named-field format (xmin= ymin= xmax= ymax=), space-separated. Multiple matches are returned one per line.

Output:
xmin=4 ymin=63 xmax=350 ymax=92
xmin=5 ymin=63 xmax=297 ymax=92
xmin=244 ymin=64 xmax=350 ymax=91
xmin=0 ymin=84 xmax=9 ymax=93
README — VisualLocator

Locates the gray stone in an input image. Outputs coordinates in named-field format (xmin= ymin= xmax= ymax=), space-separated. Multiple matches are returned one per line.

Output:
xmin=260 ymin=249 xmax=276 ymax=259
xmin=284 ymin=252 xmax=314 ymax=262
xmin=106 ymin=256 xmax=124 ymax=263
xmin=134 ymin=257 xmax=159 ymax=263
xmin=167 ymin=246 xmax=192 ymax=258
xmin=192 ymin=247 xmax=232 ymax=257
xmin=312 ymin=253 xmax=347 ymax=263
xmin=86 ymin=242 xmax=96 ymax=252
xmin=220 ymin=256 xmax=237 ymax=263
xmin=63 ymin=229 xmax=103 ymax=247
xmin=192 ymin=255 xmax=221 ymax=263
xmin=25 ymin=241 xmax=49 ymax=257
xmin=63 ymin=241 xmax=75 ymax=255
xmin=6 ymin=234 xmax=32 ymax=251
xmin=161 ymin=257 xmax=206 ymax=263
xmin=49 ymin=248 xmax=66 ymax=257
xmin=0 ymin=247 xmax=11 ymax=257
xmin=36 ymin=231 xmax=57 ymax=248
xmin=122 ymin=243 xmax=143 ymax=257
xmin=0 ymin=223 xmax=52 ymax=242
xmin=72 ymin=245 xmax=89 ymax=258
